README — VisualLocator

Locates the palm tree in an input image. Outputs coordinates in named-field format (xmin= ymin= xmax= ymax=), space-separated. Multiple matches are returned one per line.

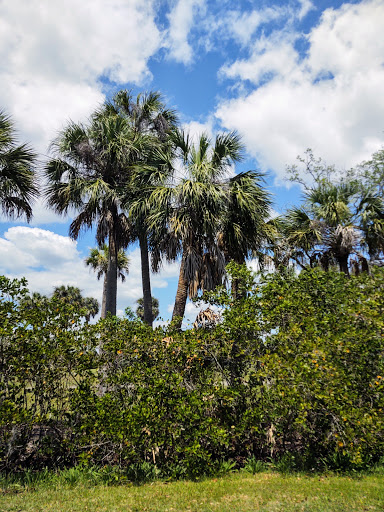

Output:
xmin=82 ymin=297 xmax=100 ymax=322
xmin=136 ymin=296 xmax=159 ymax=322
xmin=85 ymin=244 xmax=130 ymax=316
xmin=45 ymin=109 xmax=149 ymax=317
xmin=279 ymin=180 xmax=384 ymax=275
xmin=149 ymin=128 xmax=244 ymax=328
xmin=105 ymin=90 xmax=177 ymax=326
xmin=19 ymin=292 xmax=49 ymax=310
xmin=52 ymin=285 xmax=99 ymax=322
xmin=357 ymin=189 xmax=384 ymax=262
xmin=0 ymin=110 xmax=38 ymax=221
xmin=217 ymin=170 xmax=273 ymax=297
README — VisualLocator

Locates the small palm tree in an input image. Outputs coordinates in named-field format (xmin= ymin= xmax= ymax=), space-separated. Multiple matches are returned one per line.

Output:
xmin=52 ymin=285 xmax=99 ymax=322
xmin=53 ymin=285 xmax=84 ymax=303
xmin=85 ymin=244 xmax=130 ymax=315
xmin=82 ymin=297 xmax=100 ymax=323
xmin=0 ymin=110 xmax=38 ymax=221
xmin=19 ymin=292 xmax=49 ymax=310
xmin=136 ymin=296 xmax=159 ymax=322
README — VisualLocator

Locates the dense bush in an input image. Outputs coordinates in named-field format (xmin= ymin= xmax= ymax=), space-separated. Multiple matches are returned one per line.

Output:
xmin=1 ymin=266 xmax=383 ymax=475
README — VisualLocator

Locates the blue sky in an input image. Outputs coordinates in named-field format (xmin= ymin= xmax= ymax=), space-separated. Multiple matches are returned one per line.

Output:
xmin=0 ymin=0 xmax=383 ymax=324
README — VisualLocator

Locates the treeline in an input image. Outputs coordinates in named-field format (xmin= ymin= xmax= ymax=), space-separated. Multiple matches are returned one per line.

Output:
xmin=1 ymin=265 xmax=383 ymax=474
xmin=2 ymin=94 xmax=384 ymax=329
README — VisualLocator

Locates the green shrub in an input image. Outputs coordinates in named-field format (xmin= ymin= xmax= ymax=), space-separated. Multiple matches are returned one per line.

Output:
xmin=243 ymin=456 xmax=266 ymax=474
xmin=1 ymin=267 xmax=384 ymax=475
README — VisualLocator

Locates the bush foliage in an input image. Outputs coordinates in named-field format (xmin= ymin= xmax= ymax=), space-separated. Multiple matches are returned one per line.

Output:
xmin=1 ymin=266 xmax=383 ymax=475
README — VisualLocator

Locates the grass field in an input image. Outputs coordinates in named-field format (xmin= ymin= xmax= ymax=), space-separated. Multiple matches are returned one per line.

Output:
xmin=1 ymin=471 xmax=384 ymax=512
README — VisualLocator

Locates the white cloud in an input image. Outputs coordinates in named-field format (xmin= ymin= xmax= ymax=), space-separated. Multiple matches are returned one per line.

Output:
xmin=0 ymin=227 xmax=97 ymax=297
xmin=223 ymin=6 xmax=289 ymax=47
xmin=0 ymin=0 xmax=162 ymax=155
xmin=185 ymin=300 xmax=202 ymax=318
xmin=307 ymin=1 xmax=384 ymax=77
xmin=216 ymin=0 xmax=384 ymax=177
xmin=4 ymin=227 xmax=80 ymax=268
xmin=298 ymin=0 xmax=314 ymax=19
xmin=0 ymin=0 xmax=160 ymax=84
xmin=166 ymin=300 xmax=199 ymax=317
xmin=0 ymin=203 xmax=67 ymax=227
xmin=0 ymin=227 xmax=180 ymax=317
xmin=6 ymin=80 xmax=105 ymax=157
xmin=28 ymin=199 xmax=71 ymax=226
xmin=0 ymin=237 xmax=36 ymax=272
xmin=182 ymin=117 xmax=215 ymax=142
xmin=166 ymin=300 xmax=200 ymax=329
xmin=220 ymin=32 xmax=301 ymax=85
xmin=166 ymin=0 xmax=206 ymax=64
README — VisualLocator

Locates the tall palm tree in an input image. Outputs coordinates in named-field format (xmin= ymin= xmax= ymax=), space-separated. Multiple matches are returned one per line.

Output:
xmin=149 ymin=128 xmax=244 ymax=328
xmin=85 ymin=244 xmax=130 ymax=316
xmin=45 ymin=109 xmax=149 ymax=317
xmin=217 ymin=170 xmax=273 ymax=297
xmin=0 ymin=110 xmax=38 ymax=221
xmin=106 ymin=90 xmax=177 ymax=326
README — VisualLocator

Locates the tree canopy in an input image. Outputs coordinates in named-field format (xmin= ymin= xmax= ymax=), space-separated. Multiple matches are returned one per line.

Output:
xmin=0 ymin=110 xmax=38 ymax=221
xmin=276 ymin=150 xmax=384 ymax=275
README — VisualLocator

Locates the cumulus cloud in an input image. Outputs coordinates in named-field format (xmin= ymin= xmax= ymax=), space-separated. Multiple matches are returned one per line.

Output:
xmin=5 ymin=227 xmax=79 ymax=268
xmin=182 ymin=117 xmax=215 ymax=142
xmin=0 ymin=227 xmax=180 ymax=317
xmin=0 ymin=199 xmax=72 ymax=226
xmin=298 ymin=0 xmax=314 ymax=19
xmin=0 ymin=0 xmax=162 ymax=155
xmin=28 ymin=200 xmax=71 ymax=226
xmin=216 ymin=6 xmax=289 ymax=47
xmin=219 ymin=32 xmax=300 ymax=85
xmin=166 ymin=0 xmax=206 ymax=64
xmin=0 ymin=227 xmax=95 ymax=296
xmin=216 ymin=0 xmax=384 ymax=177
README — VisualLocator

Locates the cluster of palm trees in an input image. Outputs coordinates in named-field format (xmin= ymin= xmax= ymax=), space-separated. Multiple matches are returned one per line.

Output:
xmin=1 ymin=96 xmax=384 ymax=328
xmin=276 ymin=152 xmax=384 ymax=276
xmin=20 ymin=285 xmax=99 ymax=322
xmin=0 ymin=95 xmax=273 ymax=327
xmin=43 ymin=90 xmax=274 ymax=328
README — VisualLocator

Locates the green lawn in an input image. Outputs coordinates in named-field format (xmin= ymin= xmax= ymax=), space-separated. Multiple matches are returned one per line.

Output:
xmin=1 ymin=472 xmax=384 ymax=512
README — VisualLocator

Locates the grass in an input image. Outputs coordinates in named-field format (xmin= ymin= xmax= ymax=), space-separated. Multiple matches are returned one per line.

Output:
xmin=1 ymin=471 xmax=384 ymax=511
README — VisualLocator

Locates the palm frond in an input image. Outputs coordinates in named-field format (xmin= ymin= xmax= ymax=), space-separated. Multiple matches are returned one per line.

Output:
xmin=0 ymin=111 xmax=38 ymax=221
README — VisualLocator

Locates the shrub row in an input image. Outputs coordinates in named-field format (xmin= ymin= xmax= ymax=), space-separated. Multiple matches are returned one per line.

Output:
xmin=1 ymin=266 xmax=383 ymax=475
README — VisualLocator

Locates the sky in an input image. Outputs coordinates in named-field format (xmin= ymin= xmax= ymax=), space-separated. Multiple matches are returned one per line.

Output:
xmin=1 ymin=0 xmax=384 ymax=325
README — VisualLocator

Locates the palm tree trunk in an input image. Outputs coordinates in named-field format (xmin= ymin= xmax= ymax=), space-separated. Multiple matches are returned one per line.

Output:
xmin=139 ymin=232 xmax=153 ymax=327
xmin=101 ymin=233 xmax=118 ymax=318
xmin=337 ymin=253 xmax=350 ymax=276
xmin=231 ymin=278 xmax=240 ymax=300
xmin=172 ymin=254 xmax=188 ymax=329
xmin=100 ymin=274 xmax=108 ymax=318
xmin=231 ymin=257 xmax=246 ymax=300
